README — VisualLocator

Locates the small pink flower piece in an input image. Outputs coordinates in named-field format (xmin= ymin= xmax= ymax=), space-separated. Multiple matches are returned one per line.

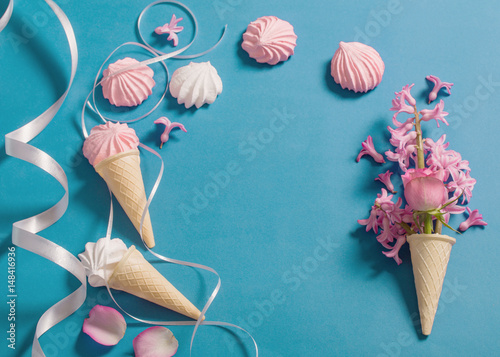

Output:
xmin=401 ymin=84 xmax=416 ymax=106
xmin=448 ymin=170 xmax=476 ymax=204
xmin=358 ymin=208 xmax=379 ymax=233
xmin=459 ymin=207 xmax=487 ymax=231
xmin=154 ymin=116 xmax=187 ymax=149
xmin=390 ymin=84 xmax=416 ymax=120
xmin=155 ymin=14 xmax=184 ymax=47
xmin=133 ymin=326 xmax=178 ymax=357
xmin=402 ymin=168 xmax=448 ymax=211
xmin=356 ymin=136 xmax=385 ymax=163
xmin=82 ymin=305 xmax=126 ymax=346
xmin=375 ymin=170 xmax=397 ymax=193
xmin=382 ymin=236 xmax=406 ymax=265
xmin=426 ymin=75 xmax=453 ymax=104
xmin=419 ymin=100 xmax=449 ymax=127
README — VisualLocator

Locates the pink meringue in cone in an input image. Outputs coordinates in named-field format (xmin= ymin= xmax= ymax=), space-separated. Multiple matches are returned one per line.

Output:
xmin=330 ymin=41 xmax=384 ymax=93
xmin=82 ymin=122 xmax=139 ymax=167
xmin=242 ymin=16 xmax=297 ymax=65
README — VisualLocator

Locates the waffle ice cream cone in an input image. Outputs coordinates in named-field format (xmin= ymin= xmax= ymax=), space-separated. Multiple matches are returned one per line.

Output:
xmin=407 ymin=234 xmax=455 ymax=335
xmin=108 ymin=246 xmax=203 ymax=320
xmin=83 ymin=122 xmax=155 ymax=248
xmin=95 ymin=149 xmax=155 ymax=248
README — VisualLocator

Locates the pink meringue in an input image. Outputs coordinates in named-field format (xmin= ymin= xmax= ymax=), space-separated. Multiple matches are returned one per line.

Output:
xmin=82 ymin=122 xmax=139 ymax=167
xmin=330 ymin=41 xmax=384 ymax=93
xmin=102 ymin=57 xmax=156 ymax=107
xmin=242 ymin=16 xmax=297 ymax=65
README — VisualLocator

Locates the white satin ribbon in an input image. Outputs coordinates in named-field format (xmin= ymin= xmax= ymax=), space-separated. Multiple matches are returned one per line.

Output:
xmin=0 ymin=0 xmax=13 ymax=32
xmin=4 ymin=1 xmax=84 ymax=357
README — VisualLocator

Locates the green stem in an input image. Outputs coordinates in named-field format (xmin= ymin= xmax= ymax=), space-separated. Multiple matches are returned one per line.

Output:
xmin=424 ymin=214 xmax=433 ymax=234
xmin=435 ymin=220 xmax=442 ymax=234
xmin=414 ymin=106 xmax=425 ymax=169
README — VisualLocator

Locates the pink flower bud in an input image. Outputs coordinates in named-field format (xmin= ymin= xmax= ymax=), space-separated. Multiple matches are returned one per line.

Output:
xmin=402 ymin=168 xmax=448 ymax=211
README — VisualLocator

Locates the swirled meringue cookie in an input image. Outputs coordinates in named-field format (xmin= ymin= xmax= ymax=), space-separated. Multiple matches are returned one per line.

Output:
xmin=82 ymin=121 xmax=139 ymax=167
xmin=102 ymin=57 xmax=155 ymax=107
xmin=78 ymin=238 xmax=128 ymax=287
xmin=330 ymin=42 xmax=384 ymax=93
xmin=242 ymin=16 xmax=297 ymax=65
xmin=169 ymin=62 xmax=223 ymax=109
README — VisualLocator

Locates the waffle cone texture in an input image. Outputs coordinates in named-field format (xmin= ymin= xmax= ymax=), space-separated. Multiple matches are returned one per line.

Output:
xmin=108 ymin=246 xmax=202 ymax=320
xmin=407 ymin=234 xmax=455 ymax=335
xmin=95 ymin=149 xmax=155 ymax=248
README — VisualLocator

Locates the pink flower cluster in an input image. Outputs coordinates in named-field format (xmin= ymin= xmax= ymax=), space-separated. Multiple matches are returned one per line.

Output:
xmin=358 ymin=189 xmax=413 ymax=264
xmin=357 ymin=76 xmax=486 ymax=264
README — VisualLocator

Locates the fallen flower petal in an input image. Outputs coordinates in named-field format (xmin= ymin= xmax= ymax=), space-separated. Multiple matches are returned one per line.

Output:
xmin=375 ymin=170 xmax=397 ymax=193
xmin=82 ymin=305 xmax=126 ymax=346
xmin=426 ymin=75 xmax=453 ymax=104
xmin=356 ymin=135 xmax=385 ymax=163
xmin=155 ymin=14 xmax=184 ymax=47
xmin=154 ymin=116 xmax=187 ymax=148
xmin=459 ymin=207 xmax=487 ymax=231
xmin=133 ymin=326 xmax=178 ymax=357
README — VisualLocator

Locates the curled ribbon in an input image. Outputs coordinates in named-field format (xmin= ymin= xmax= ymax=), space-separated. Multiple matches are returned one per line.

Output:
xmin=0 ymin=0 xmax=13 ymax=32
xmin=4 ymin=1 xmax=84 ymax=356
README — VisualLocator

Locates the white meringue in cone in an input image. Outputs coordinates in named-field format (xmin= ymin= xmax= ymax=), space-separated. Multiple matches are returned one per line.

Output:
xmin=169 ymin=62 xmax=223 ymax=109
xmin=78 ymin=238 xmax=128 ymax=287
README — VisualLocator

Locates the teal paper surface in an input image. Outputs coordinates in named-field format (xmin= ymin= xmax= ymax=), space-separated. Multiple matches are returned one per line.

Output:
xmin=1 ymin=0 xmax=499 ymax=356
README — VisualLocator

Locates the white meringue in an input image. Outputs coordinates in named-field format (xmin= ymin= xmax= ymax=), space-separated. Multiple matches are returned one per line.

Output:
xmin=169 ymin=62 xmax=223 ymax=109
xmin=78 ymin=238 xmax=128 ymax=287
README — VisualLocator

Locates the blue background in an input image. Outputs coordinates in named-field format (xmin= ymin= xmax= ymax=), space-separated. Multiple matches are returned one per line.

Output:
xmin=1 ymin=0 xmax=499 ymax=356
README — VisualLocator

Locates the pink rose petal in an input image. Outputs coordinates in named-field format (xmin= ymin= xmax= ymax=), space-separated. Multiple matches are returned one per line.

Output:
xmin=133 ymin=326 xmax=178 ymax=357
xmin=82 ymin=305 xmax=126 ymax=346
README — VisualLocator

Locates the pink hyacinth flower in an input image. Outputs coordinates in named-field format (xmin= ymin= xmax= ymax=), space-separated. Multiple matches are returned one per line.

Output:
xmin=154 ymin=14 xmax=184 ymax=47
xmin=133 ymin=326 xmax=178 ymax=357
xmin=400 ymin=84 xmax=416 ymax=106
xmin=426 ymin=75 xmax=453 ymax=104
xmin=154 ymin=116 xmax=187 ymax=149
xmin=382 ymin=235 xmax=406 ymax=265
xmin=82 ymin=305 xmax=126 ymax=346
xmin=419 ymin=100 xmax=449 ymax=127
xmin=375 ymin=170 xmax=397 ymax=193
xmin=459 ymin=207 xmax=487 ymax=231
xmin=390 ymin=85 xmax=415 ymax=120
xmin=402 ymin=168 xmax=448 ymax=211
xmin=356 ymin=135 xmax=385 ymax=163
xmin=448 ymin=170 xmax=476 ymax=204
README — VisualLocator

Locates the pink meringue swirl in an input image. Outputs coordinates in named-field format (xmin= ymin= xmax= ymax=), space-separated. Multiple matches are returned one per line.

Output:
xmin=242 ymin=16 xmax=297 ymax=65
xmin=102 ymin=57 xmax=155 ymax=107
xmin=83 ymin=122 xmax=139 ymax=167
xmin=330 ymin=41 xmax=385 ymax=93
